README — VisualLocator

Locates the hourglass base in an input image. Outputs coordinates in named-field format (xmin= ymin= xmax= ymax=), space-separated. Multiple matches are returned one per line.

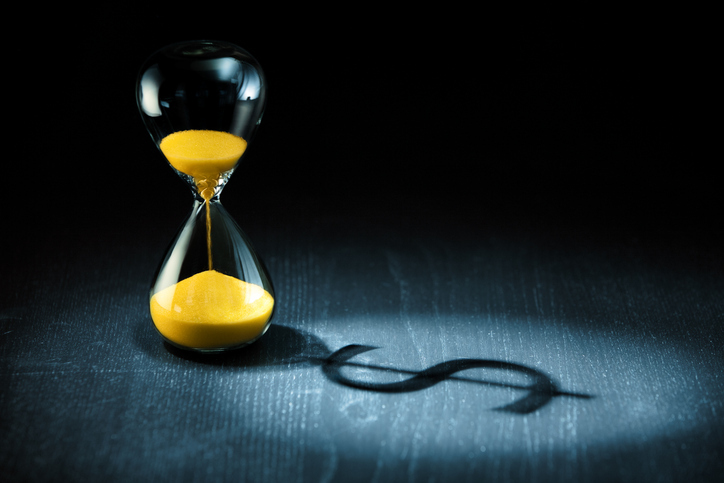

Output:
xmin=153 ymin=319 xmax=273 ymax=354
xmin=156 ymin=324 xmax=273 ymax=354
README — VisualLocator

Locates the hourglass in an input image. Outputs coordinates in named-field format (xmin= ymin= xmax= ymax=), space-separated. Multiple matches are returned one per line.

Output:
xmin=136 ymin=40 xmax=274 ymax=352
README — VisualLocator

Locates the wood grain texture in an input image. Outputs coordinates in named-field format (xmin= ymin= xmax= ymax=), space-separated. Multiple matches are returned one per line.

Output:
xmin=2 ymin=192 xmax=722 ymax=482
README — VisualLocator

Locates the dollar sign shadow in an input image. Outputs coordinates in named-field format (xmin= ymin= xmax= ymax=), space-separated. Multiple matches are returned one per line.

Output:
xmin=158 ymin=325 xmax=592 ymax=414
xmin=322 ymin=344 xmax=592 ymax=414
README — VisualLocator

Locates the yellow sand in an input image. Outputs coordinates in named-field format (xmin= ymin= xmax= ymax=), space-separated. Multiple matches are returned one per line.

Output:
xmin=153 ymin=130 xmax=272 ymax=349
xmin=159 ymin=129 xmax=247 ymax=180
xmin=150 ymin=270 xmax=274 ymax=349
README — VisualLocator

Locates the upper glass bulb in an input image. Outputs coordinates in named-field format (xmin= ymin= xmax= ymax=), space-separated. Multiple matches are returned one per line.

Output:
xmin=136 ymin=40 xmax=267 ymax=200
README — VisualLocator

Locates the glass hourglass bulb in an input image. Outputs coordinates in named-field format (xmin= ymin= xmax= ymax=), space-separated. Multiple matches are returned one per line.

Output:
xmin=136 ymin=40 xmax=274 ymax=353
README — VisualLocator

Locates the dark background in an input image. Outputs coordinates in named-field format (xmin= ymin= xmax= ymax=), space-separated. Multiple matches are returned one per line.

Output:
xmin=14 ymin=7 xmax=719 ymax=242
xmin=3 ymin=6 xmax=722 ymax=483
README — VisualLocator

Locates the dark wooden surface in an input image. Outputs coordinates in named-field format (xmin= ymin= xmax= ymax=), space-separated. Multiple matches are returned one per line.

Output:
xmin=3 ymin=8 xmax=722 ymax=482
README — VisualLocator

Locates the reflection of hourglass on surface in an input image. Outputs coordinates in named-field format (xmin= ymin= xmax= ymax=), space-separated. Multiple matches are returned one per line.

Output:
xmin=136 ymin=40 xmax=274 ymax=353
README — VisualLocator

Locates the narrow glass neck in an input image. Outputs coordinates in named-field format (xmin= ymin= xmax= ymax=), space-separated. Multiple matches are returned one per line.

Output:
xmin=191 ymin=176 xmax=229 ymax=203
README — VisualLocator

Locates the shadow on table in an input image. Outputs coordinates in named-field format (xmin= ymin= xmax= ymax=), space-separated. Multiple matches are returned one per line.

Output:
xmin=141 ymin=324 xmax=593 ymax=414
